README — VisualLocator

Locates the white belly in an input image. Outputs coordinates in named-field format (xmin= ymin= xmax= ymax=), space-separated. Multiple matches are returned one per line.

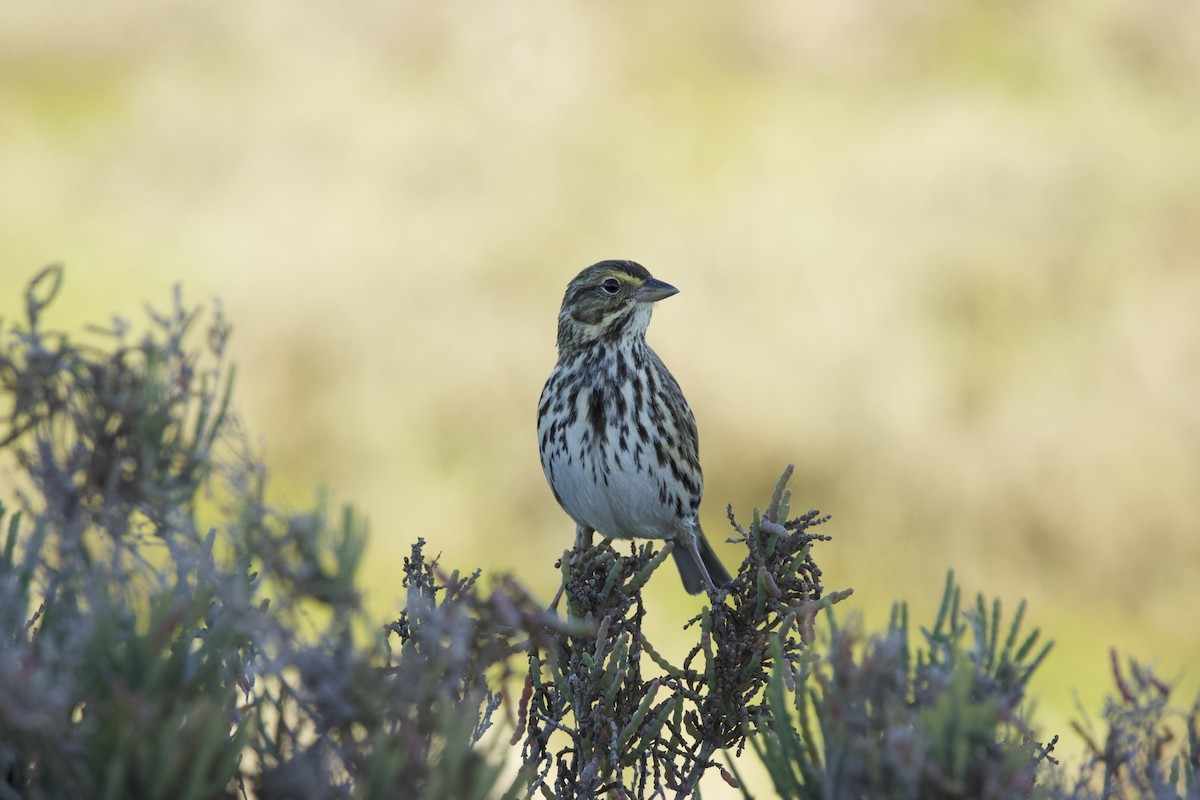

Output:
xmin=539 ymin=340 xmax=703 ymax=542
xmin=541 ymin=390 xmax=684 ymax=541
xmin=545 ymin=444 xmax=678 ymax=540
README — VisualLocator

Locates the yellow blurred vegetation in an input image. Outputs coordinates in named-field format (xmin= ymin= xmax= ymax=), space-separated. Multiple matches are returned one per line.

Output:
xmin=2 ymin=0 xmax=1199 ymax=786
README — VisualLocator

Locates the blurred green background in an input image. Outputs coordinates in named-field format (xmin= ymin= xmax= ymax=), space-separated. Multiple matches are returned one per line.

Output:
xmin=3 ymin=0 xmax=1199 ymax=791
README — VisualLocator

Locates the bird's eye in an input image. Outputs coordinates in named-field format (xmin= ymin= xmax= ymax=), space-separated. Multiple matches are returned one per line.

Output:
xmin=601 ymin=278 xmax=621 ymax=295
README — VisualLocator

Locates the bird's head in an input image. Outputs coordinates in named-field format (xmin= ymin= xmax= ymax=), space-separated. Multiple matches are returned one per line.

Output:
xmin=556 ymin=260 xmax=678 ymax=354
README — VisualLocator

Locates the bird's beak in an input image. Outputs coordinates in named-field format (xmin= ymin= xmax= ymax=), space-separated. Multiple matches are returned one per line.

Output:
xmin=633 ymin=277 xmax=679 ymax=303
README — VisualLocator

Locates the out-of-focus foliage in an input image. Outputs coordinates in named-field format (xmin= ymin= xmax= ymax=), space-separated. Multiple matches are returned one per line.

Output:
xmin=754 ymin=572 xmax=1056 ymax=799
xmin=1046 ymin=653 xmax=1200 ymax=800
xmin=0 ymin=269 xmax=535 ymax=800
xmin=751 ymin=573 xmax=1200 ymax=800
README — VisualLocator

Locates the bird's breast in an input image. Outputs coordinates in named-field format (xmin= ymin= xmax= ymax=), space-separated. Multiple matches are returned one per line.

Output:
xmin=538 ymin=366 xmax=688 ymax=540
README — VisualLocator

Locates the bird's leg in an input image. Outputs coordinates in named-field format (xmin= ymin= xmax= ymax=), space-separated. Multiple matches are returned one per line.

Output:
xmin=685 ymin=534 xmax=718 ymax=594
xmin=575 ymin=524 xmax=594 ymax=550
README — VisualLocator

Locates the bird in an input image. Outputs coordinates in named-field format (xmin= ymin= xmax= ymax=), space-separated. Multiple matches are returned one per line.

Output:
xmin=537 ymin=259 xmax=732 ymax=595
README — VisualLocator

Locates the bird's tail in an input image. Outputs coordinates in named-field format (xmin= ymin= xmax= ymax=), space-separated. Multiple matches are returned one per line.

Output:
xmin=672 ymin=527 xmax=733 ymax=595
